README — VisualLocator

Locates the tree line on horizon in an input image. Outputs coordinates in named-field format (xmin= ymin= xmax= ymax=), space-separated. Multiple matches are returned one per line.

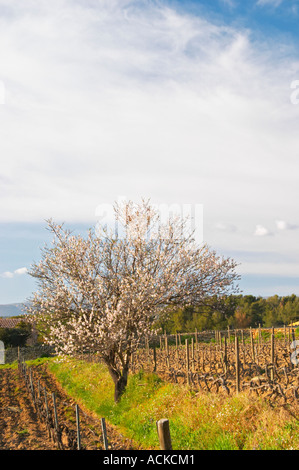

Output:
xmin=157 ymin=294 xmax=299 ymax=334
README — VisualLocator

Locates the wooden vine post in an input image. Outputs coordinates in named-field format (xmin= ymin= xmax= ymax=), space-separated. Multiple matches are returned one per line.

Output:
xmin=44 ymin=387 xmax=51 ymax=439
xmin=270 ymin=328 xmax=275 ymax=381
xmin=250 ymin=327 xmax=256 ymax=363
xmin=101 ymin=417 xmax=109 ymax=450
xmin=52 ymin=392 xmax=62 ymax=449
xmin=75 ymin=404 xmax=81 ymax=450
xmin=186 ymin=339 xmax=190 ymax=385
xmin=153 ymin=345 xmax=157 ymax=372
xmin=175 ymin=332 xmax=179 ymax=360
xmin=165 ymin=336 xmax=170 ymax=370
xmin=191 ymin=338 xmax=195 ymax=372
xmin=156 ymin=419 xmax=172 ymax=450
xmin=223 ymin=336 xmax=227 ymax=374
xmin=235 ymin=335 xmax=240 ymax=394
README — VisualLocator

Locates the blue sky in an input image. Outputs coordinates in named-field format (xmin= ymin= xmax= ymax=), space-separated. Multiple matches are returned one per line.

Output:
xmin=1 ymin=0 xmax=299 ymax=303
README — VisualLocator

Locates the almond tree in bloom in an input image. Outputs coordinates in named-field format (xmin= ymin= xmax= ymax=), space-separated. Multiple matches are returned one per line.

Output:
xmin=27 ymin=199 xmax=240 ymax=401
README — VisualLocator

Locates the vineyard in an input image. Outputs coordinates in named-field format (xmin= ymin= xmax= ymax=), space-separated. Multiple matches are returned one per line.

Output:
xmin=1 ymin=325 xmax=299 ymax=451
xmin=0 ymin=360 xmax=136 ymax=451
xmin=131 ymin=326 xmax=299 ymax=406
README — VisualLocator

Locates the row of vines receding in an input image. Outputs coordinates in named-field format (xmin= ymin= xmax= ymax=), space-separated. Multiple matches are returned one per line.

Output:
xmin=130 ymin=326 xmax=299 ymax=406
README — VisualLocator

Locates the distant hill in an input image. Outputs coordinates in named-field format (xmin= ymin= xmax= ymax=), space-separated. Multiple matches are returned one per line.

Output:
xmin=0 ymin=303 xmax=27 ymax=317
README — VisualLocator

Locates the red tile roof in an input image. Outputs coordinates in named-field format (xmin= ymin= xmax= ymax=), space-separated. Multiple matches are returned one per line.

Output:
xmin=0 ymin=317 xmax=28 ymax=328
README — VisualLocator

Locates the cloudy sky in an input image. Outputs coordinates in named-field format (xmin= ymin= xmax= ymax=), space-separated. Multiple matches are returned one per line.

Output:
xmin=1 ymin=0 xmax=299 ymax=303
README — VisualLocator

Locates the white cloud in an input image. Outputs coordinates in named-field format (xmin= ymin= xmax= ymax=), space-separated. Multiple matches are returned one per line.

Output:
xmin=275 ymin=220 xmax=298 ymax=231
xmin=0 ymin=0 xmax=297 ymax=225
xmin=254 ymin=225 xmax=272 ymax=237
xmin=2 ymin=271 xmax=14 ymax=279
xmin=1 ymin=267 xmax=28 ymax=278
xmin=14 ymin=267 xmax=28 ymax=276
xmin=221 ymin=0 xmax=236 ymax=6
xmin=256 ymin=0 xmax=284 ymax=7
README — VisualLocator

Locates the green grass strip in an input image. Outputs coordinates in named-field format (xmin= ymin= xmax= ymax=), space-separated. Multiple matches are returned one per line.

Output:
xmin=42 ymin=356 xmax=299 ymax=450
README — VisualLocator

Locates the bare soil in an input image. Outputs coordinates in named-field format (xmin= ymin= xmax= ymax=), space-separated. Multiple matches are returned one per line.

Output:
xmin=0 ymin=367 xmax=138 ymax=451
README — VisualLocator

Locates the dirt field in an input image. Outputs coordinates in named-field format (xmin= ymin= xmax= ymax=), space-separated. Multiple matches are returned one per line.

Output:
xmin=0 ymin=368 xmax=56 ymax=450
xmin=0 ymin=367 xmax=137 ymax=451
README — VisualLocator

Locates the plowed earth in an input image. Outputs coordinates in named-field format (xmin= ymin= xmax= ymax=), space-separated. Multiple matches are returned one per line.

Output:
xmin=0 ymin=367 xmax=137 ymax=451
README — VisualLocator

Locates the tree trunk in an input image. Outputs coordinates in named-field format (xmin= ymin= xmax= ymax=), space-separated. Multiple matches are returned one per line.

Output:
xmin=114 ymin=373 xmax=128 ymax=402
xmin=107 ymin=363 xmax=129 ymax=403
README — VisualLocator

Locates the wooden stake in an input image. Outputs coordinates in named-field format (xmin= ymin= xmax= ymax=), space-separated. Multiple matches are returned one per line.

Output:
xmin=224 ymin=336 xmax=227 ymax=374
xmin=235 ymin=336 xmax=240 ymax=394
xmin=165 ymin=336 xmax=170 ymax=370
xmin=75 ymin=404 xmax=81 ymax=450
xmin=186 ymin=339 xmax=190 ymax=385
xmin=153 ymin=345 xmax=157 ymax=372
xmin=44 ymin=388 xmax=51 ymax=438
xmin=250 ymin=328 xmax=255 ymax=363
xmin=191 ymin=338 xmax=194 ymax=372
xmin=52 ymin=392 xmax=61 ymax=449
xmin=270 ymin=331 xmax=275 ymax=381
xmin=101 ymin=417 xmax=109 ymax=450
xmin=156 ymin=419 xmax=172 ymax=450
